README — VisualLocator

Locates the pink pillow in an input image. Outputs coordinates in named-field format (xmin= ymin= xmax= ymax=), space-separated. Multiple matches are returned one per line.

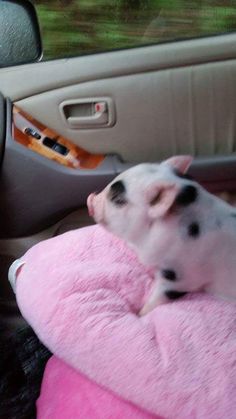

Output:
xmin=15 ymin=225 xmax=236 ymax=418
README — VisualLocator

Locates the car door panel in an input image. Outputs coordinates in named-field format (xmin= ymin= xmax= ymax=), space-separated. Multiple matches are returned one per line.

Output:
xmin=15 ymin=58 xmax=236 ymax=163
xmin=0 ymin=33 xmax=235 ymax=100
xmin=0 ymin=34 xmax=234 ymax=165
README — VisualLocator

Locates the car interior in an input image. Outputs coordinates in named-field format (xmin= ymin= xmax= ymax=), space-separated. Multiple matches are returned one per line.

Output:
xmin=0 ymin=0 xmax=235 ymax=347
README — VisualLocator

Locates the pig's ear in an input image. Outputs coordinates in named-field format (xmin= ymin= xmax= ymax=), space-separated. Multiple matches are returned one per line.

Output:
xmin=162 ymin=155 xmax=193 ymax=174
xmin=147 ymin=182 xmax=179 ymax=219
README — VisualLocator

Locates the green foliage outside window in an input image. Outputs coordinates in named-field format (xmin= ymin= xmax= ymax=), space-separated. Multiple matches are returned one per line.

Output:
xmin=32 ymin=0 xmax=236 ymax=60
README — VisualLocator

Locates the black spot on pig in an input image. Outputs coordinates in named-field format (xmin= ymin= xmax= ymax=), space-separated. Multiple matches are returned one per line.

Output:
xmin=108 ymin=180 xmax=127 ymax=206
xmin=165 ymin=290 xmax=187 ymax=300
xmin=161 ymin=269 xmax=177 ymax=281
xmin=188 ymin=222 xmax=200 ymax=238
xmin=176 ymin=185 xmax=198 ymax=207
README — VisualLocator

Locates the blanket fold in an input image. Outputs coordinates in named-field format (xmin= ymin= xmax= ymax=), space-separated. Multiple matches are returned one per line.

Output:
xmin=15 ymin=225 xmax=236 ymax=419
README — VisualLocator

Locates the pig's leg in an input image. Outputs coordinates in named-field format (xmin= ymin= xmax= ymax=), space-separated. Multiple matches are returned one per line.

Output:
xmin=139 ymin=278 xmax=170 ymax=316
xmin=139 ymin=277 xmax=187 ymax=316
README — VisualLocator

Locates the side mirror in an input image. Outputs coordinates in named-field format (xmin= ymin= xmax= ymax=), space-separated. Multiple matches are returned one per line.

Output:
xmin=0 ymin=0 xmax=42 ymax=68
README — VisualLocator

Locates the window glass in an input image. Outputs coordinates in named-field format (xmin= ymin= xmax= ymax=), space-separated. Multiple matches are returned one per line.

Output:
xmin=33 ymin=1 xmax=236 ymax=60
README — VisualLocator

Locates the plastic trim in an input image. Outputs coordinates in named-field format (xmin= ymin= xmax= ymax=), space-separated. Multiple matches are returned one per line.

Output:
xmin=0 ymin=93 xmax=6 ymax=165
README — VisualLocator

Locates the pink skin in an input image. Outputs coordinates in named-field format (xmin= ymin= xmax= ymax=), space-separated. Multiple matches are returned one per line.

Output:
xmin=87 ymin=192 xmax=106 ymax=224
xmin=87 ymin=194 xmax=95 ymax=217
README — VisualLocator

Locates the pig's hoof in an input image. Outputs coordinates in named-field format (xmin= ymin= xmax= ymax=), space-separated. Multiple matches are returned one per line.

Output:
xmin=138 ymin=305 xmax=151 ymax=317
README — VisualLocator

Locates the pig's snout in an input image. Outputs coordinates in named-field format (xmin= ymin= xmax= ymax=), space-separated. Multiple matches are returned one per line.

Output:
xmin=87 ymin=191 xmax=106 ymax=224
xmin=87 ymin=193 xmax=96 ymax=217
xmin=175 ymin=185 xmax=198 ymax=207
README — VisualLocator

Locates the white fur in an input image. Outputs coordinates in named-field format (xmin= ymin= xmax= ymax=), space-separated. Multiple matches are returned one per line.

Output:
xmin=88 ymin=156 xmax=236 ymax=315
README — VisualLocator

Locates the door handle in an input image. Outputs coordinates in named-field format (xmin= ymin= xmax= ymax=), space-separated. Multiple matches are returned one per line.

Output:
xmin=60 ymin=98 xmax=115 ymax=129
xmin=67 ymin=101 xmax=108 ymax=127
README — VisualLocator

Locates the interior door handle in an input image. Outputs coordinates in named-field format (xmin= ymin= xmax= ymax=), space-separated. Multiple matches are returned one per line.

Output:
xmin=67 ymin=101 xmax=108 ymax=127
xmin=60 ymin=98 xmax=115 ymax=129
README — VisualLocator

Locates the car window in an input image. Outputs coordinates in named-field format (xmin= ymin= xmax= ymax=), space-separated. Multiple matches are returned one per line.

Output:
xmin=33 ymin=1 xmax=236 ymax=60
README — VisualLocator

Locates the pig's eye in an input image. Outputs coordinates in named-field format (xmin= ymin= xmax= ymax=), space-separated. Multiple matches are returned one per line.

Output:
xmin=108 ymin=180 xmax=127 ymax=207
xmin=111 ymin=195 xmax=127 ymax=206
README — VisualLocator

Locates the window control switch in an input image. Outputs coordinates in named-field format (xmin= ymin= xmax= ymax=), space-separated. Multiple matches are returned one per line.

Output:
xmin=52 ymin=143 xmax=69 ymax=156
xmin=43 ymin=137 xmax=69 ymax=156
xmin=43 ymin=137 xmax=56 ymax=148
xmin=25 ymin=127 xmax=41 ymax=140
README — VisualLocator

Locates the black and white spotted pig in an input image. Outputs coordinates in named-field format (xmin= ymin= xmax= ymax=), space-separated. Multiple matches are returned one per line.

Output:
xmin=87 ymin=155 xmax=236 ymax=315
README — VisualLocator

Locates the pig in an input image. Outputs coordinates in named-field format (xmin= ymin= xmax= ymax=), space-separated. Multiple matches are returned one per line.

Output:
xmin=87 ymin=155 xmax=236 ymax=315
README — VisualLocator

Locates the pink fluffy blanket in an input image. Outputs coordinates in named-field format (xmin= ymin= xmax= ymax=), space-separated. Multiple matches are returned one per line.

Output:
xmin=14 ymin=225 xmax=236 ymax=418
